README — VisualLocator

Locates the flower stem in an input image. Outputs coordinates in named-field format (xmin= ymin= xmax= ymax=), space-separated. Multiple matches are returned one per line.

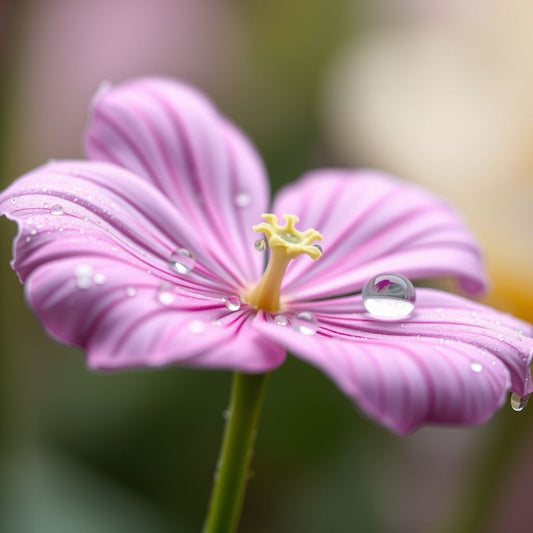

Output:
xmin=203 ymin=372 xmax=269 ymax=533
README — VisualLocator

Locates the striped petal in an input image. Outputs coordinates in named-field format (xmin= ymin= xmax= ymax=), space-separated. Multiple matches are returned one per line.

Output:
xmin=272 ymin=169 xmax=487 ymax=301
xmin=26 ymin=256 xmax=284 ymax=372
xmin=86 ymin=78 xmax=269 ymax=287
xmin=0 ymin=160 xmax=285 ymax=372
xmin=0 ymin=160 xmax=241 ymax=293
xmin=255 ymin=289 xmax=533 ymax=433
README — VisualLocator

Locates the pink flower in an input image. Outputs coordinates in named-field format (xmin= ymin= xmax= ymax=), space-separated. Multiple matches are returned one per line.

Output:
xmin=1 ymin=77 xmax=532 ymax=434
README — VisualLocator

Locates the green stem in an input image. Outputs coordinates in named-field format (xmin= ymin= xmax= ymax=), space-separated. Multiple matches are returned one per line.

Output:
xmin=203 ymin=372 xmax=269 ymax=533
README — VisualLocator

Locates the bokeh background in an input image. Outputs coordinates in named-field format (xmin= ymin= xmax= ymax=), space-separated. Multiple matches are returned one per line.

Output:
xmin=1 ymin=1 xmax=533 ymax=531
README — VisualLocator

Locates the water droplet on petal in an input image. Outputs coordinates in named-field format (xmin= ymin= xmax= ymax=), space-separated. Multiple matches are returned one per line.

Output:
xmin=10 ymin=197 xmax=16 ymax=204
xmin=188 ymin=319 xmax=206 ymax=334
xmin=510 ymin=393 xmax=530 ymax=412
xmin=224 ymin=295 xmax=241 ymax=312
xmin=254 ymin=239 xmax=266 ymax=252
xmin=313 ymin=244 xmax=323 ymax=254
xmin=75 ymin=264 xmax=93 ymax=289
xmin=362 ymin=273 xmax=416 ymax=319
xmin=292 ymin=311 xmax=318 ymax=335
xmin=157 ymin=283 xmax=176 ymax=305
xmin=274 ymin=314 xmax=290 ymax=326
xmin=50 ymin=205 xmax=64 ymax=216
xmin=234 ymin=192 xmax=251 ymax=207
xmin=470 ymin=362 xmax=483 ymax=373
xmin=126 ymin=286 xmax=137 ymax=297
xmin=75 ymin=265 xmax=93 ymax=277
xmin=169 ymin=248 xmax=195 ymax=274
xmin=93 ymin=273 xmax=106 ymax=285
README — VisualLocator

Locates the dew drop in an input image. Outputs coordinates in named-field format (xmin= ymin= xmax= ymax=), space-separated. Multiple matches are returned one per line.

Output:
xmin=93 ymin=273 xmax=107 ymax=285
xmin=274 ymin=314 xmax=290 ymax=327
xmin=510 ymin=393 xmax=530 ymax=412
xmin=10 ymin=197 xmax=16 ymax=204
xmin=75 ymin=264 xmax=94 ymax=290
xmin=126 ymin=286 xmax=137 ymax=297
xmin=234 ymin=192 xmax=251 ymax=208
xmin=157 ymin=283 xmax=176 ymax=305
xmin=292 ymin=311 xmax=318 ymax=336
xmin=254 ymin=239 xmax=266 ymax=252
xmin=169 ymin=248 xmax=195 ymax=274
xmin=470 ymin=362 xmax=483 ymax=373
xmin=362 ymin=273 xmax=416 ymax=320
xmin=188 ymin=319 xmax=206 ymax=334
xmin=50 ymin=204 xmax=64 ymax=216
xmin=75 ymin=265 xmax=93 ymax=277
xmin=224 ymin=295 xmax=241 ymax=312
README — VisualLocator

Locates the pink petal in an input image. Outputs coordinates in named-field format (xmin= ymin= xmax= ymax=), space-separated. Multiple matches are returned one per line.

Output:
xmin=255 ymin=289 xmax=533 ymax=433
xmin=86 ymin=77 xmax=269 ymax=286
xmin=272 ymin=169 xmax=487 ymax=301
xmin=0 ymin=160 xmax=240 ymax=293
xmin=24 ymin=255 xmax=284 ymax=372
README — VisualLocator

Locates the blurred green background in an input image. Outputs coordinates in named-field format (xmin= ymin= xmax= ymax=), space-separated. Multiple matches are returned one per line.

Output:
xmin=1 ymin=1 xmax=533 ymax=532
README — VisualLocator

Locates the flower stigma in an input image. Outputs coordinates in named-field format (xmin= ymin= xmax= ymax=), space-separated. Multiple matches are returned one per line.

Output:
xmin=245 ymin=214 xmax=323 ymax=311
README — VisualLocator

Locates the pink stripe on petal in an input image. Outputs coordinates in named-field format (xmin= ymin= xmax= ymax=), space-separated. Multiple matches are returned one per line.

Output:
xmin=272 ymin=169 xmax=487 ymax=301
xmin=85 ymin=78 xmax=269 ymax=286
xmin=255 ymin=319 xmax=511 ymax=434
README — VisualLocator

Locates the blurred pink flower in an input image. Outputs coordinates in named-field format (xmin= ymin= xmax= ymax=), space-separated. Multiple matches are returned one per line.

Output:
xmin=1 ymin=78 xmax=532 ymax=434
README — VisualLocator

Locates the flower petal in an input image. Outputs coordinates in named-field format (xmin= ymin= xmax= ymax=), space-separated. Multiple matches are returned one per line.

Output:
xmin=272 ymin=169 xmax=487 ymax=301
xmin=0 ymin=160 xmax=242 ymax=294
xmin=86 ymin=77 xmax=269 ymax=286
xmin=255 ymin=289 xmax=533 ymax=433
xmin=23 ymin=254 xmax=284 ymax=373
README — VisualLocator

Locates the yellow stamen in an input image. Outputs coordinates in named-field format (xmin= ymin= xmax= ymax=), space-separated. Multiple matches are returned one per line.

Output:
xmin=246 ymin=214 xmax=322 ymax=311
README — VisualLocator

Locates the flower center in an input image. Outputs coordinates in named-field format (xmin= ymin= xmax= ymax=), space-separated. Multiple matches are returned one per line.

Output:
xmin=245 ymin=214 xmax=323 ymax=312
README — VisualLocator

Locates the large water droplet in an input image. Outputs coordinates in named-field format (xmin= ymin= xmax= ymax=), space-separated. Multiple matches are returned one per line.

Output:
xmin=169 ymin=248 xmax=195 ymax=274
xmin=254 ymin=239 xmax=266 ymax=252
xmin=274 ymin=314 xmax=290 ymax=326
xmin=510 ymin=393 xmax=530 ymax=412
xmin=126 ymin=286 xmax=137 ymax=297
xmin=224 ymin=295 xmax=241 ymax=312
xmin=362 ymin=273 xmax=416 ymax=319
xmin=292 ymin=311 xmax=318 ymax=335
xmin=50 ymin=204 xmax=64 ymax=216
xmin=157 ymin=283 xmax=176 ymax=305
xmin=234 ymin=192 xmax=251 ymax=208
